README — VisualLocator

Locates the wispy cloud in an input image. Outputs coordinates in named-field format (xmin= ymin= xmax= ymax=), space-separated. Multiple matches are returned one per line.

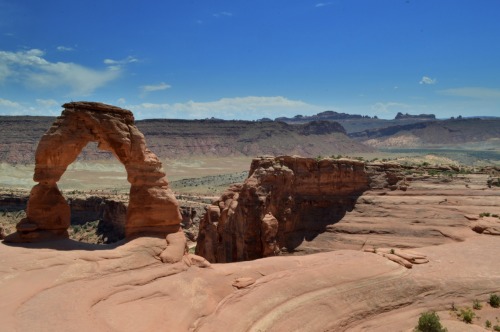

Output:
xmin=56 ymin=46 xmax=74 ymax=52
xmin=371 ymin=102 xmax=410 ymax=114
xmin=213 ymin=11 xmax=233 ymax=18
xmin=419 ymin=76 xmax=437 ymax=85
xmin=126 ymin=96 xmax=323 ymax=120
xmin=438 ymin=87 xmax=500 ymax=99
xmin=0 ymin=98 xmax=22 ymax=109
xmin=0 ymin=49 xmax=126 ymax=96
xmin=103 ymin=56 xmax=138 ymax=71
xmin=140 ymin=82 xmax=171 ymax=96
xmin=315 ymin=2 xmax=333 ymax=8
xmin=36 ymin=98 xmax=59 ymax=107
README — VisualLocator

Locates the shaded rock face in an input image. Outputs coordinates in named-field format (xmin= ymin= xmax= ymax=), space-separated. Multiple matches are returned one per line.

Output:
xmin=196 ymin=156 xmax=402 ymax=263
xmin=10 ymin=102 xmax=181 ymax=242
xmin=69 ymin=197 xmax=127 ymax=242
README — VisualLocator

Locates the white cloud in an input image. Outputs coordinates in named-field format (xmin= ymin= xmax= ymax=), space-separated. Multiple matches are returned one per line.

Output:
xmin=371 ymin=102 xmax=410 ymax=114
xmin=315 ymin=2 xmax=332 ymax=7
xmin=117 ymin=98 xmax=127 ymax=104
xmin=36 ymin=98 xmax=59 ymax=107
xmin=56 ymin=46 xmax=73 ymax=52
xmin=140 ymin=82 xmax=171 ymax=96
xmin=0 ymin=49 xmax=124 ymax=95
xmin=125 ymin=96 xmax=323 ymax=120
xmin=213 ymin=11 xmax=233 ymax=18
xmin=419 ymin=76 xmax=437 ymax=85
xmin=0 ymin=98 xmax=22 ymax=109
xmin=438 ymin=87 xmax=500 ymax=99
xmin=103 ymin=56 xmax=138 ymax=66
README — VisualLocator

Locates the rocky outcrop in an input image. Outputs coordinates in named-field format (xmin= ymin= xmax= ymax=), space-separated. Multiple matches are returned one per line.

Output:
xmin=364 ymin=247 xmax=429 ymax=268
xmin=196 ymin=156 xmax=406 ymax=263
xmin=6 ymin=102 xmax=183 ymax=260
xmin=470 ymin=216 xmax=500 ymax=235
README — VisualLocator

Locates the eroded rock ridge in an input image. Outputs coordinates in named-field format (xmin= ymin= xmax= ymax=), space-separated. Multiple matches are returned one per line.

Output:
xmin=196 ymin=156 xmax=404 ymax=262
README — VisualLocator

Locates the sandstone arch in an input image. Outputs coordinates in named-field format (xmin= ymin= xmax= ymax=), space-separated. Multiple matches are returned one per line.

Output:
xmin=12 ymin=102 xmax=182 ymax=248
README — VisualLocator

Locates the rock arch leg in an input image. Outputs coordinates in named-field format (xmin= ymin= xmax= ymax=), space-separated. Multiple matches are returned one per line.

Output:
xmin=15 ymin=183 xmax=70 ymax=241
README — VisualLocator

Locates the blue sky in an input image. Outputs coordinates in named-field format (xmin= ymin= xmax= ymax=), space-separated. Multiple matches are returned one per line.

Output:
xmin=1 ymin=0 xmax=499 ymax=120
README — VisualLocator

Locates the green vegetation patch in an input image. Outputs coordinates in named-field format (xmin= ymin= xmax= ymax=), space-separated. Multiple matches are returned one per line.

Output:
xmin=490 ymin=293 xmax=500 ymax=308
xmin=414 ymin=311 xmax=447 ymax=332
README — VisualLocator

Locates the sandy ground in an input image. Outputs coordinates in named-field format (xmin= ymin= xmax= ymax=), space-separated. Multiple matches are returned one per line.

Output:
xmin=0 ymin=234 xmax=499 ymax=331
xmin=0 ymin=157 xmax=253 ymax=193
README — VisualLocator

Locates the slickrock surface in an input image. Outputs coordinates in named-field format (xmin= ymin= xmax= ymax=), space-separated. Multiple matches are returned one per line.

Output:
xmin=5 ymin=102 xmax=184 ymax=262
xmin=0 ymin=235 xmax=499 ymax=331
xmin=197 ymin=156 xmax=500 ymax=262
xmin=305 ymin=169 xmax=500 ymax=254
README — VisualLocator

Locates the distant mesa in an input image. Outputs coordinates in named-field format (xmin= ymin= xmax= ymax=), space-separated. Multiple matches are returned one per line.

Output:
xmin=276 ymin=110 xmax=377 ymax=123
xmin=0 ymin=115 xmax=372 ymax=164
xmin=256 ymin=117 xmax=273 ymax=122
xmin=394 ymin=112 xmax=436 ymax=120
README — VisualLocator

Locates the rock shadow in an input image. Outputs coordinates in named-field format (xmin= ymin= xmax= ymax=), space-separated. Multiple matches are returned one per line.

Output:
xmin=282 ymin=194 xmax=361 ymax=251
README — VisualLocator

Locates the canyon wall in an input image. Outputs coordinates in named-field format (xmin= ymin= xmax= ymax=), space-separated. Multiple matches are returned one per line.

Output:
xmin=0 ymin=116 xmax=373 ymax=164
xmin=195 ymin=156 xmax=405 ymax=263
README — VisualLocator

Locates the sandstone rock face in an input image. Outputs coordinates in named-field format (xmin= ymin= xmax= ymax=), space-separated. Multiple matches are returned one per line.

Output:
xmin=9 ymin=102 xmax=181 ymax=243
xmin=196 ymin=156 xmax=404 ymax=263
xmin=261 ymin=213 xmax=279 ymax=257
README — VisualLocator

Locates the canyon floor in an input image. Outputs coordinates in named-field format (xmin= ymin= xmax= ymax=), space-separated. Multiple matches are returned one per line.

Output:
xmin=1 ymin=156 xmax=500 ymax=331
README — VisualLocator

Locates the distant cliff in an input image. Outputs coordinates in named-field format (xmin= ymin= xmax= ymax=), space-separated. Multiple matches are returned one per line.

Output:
xmin=351 ymin=118 xmax=500 ymax=148
xmin=273 ymin=110 xmax=440 ymax=133
xmin=0 ymin=116 xmax=372 ymax=164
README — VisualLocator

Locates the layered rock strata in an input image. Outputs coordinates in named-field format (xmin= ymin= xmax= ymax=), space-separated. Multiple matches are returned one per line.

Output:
xmin=197 ymin=156 xmax=500 ymax=264
xmin=6 ymin=102 xmax=182 ymax=256
xmin=196 ymin=156 xmax=404 ymax=263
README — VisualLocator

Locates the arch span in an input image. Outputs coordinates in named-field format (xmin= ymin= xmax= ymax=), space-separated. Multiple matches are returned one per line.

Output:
xmin=12 ymin=102 xmax=182 ymax=244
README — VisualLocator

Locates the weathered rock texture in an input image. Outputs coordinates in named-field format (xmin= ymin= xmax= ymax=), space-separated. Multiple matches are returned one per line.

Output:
xmin=196 ymin=156 xmax=405 ymax=263
xmin=197 ymin=157 xmax=500 ymax=263
xmin=8 ymin=102 xmax=182 ymax=244
xmin=1 ymin=235 xmax=499 ymax=332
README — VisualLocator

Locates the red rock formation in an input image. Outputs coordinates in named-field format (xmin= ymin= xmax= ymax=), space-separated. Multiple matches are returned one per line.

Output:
xmin=6 ymin=102 xmax=183 ymax=261
xmin=196 ymin=156 xmax=404 ymax=263
xmin=261 ymin=212 xmax=279 ymax=257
